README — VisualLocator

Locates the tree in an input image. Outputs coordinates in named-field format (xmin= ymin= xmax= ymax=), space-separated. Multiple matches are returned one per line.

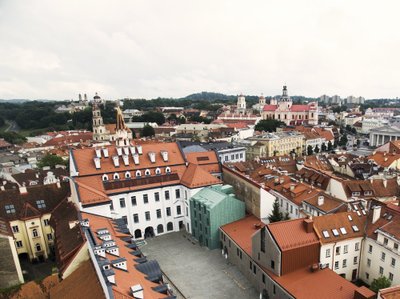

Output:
xmin=321 ymin=143 xmax=327 ymax=152
xmin=141 ymin=125 xmax=155 ymax=137
xmin=307 ymin=145 xmax=313 ymax=156
xmin=339 ymin=134 xmax=348 ymax=146
xmin=38 ymin=154 xmax=66 ymax=169
xmin=370 ymin=276 xmax=391 ymax=293
xmin=268 ymin=199 xmax=289 ymax=223
xmin=0 ymin=132 xmax=27 ymax=145
xmin=141 ymin=111 xmax=165 ymax=125
xmin=327 ymin=141 xmax=333 ymax=151
xmin=255 ymin=120 xmax=285 ymax=132
xmin=314 ymin=145 xmax=320 ymax=154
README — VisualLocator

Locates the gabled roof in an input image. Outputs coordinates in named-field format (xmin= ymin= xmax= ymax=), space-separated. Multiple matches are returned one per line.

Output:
xmin=267 ymin=218 xmax=319 ymax=251
xmin=368 ymin=152 xmax=400 ymax=168
xmin=180 ymin=163 xmax=221 ymax=188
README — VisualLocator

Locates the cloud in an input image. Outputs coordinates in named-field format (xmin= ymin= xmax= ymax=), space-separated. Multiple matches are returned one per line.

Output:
xmin=0 ymin=0 xmax=399 ymax=100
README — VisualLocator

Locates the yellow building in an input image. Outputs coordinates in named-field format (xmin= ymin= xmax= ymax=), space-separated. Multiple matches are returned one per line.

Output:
xmin=248 ymin=131 xmax=304 ymax=159
xmin=0 ymin=183 xmax=69 ymax=262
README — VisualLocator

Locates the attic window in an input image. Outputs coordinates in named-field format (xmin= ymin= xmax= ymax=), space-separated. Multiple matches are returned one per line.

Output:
xmin=113 ymin=173 xmax=120 ymax=180
xmin=36 ymin=200 xmax=46 ymax=209
xmin=125 ymin=171 xmax=131 ymax=179
xmin=5 ymin=204 xmax=15 ymax=214
xmin=339 ymin=227 xmax=347 ymax=235
xmin=155 ymin=168 xmax=161 ymax=175
xmin=322 ymin=230 xmax=330 ymax=238
xmin=352 ymin=225 xmax=359 ymax=232
xmin=102 ymin=174 xmax=108 ymax=181
xmin=332 ymin=229 xmax=339 ymax=237
xmin=165 ymin=167 xmax=171 ymax=174
xmin=145 ymin=169 xmax=151 ymax=176
xmin=197 ymin=156 xmax=210 ymax=162
xmin=352 ymin=192 xmax=360 ymax=196
xmin=136 ymin=170 xmax=141 ymax=177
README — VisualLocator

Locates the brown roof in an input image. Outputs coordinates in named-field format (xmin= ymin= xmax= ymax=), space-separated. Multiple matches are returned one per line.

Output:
xmin=12 ymin=168 xmax=67 ymax=186
xmin=50 ymin=259 xmax=105 ymax=299
xmin=303 ymin=192 xmax=346 ymax=214
xmin=185 ymin=151 xmax=221 ymax=174
xmin=371 ymin=178 xmax=400 ymax=198
xmin=273 ymin=267 xmax=374 ymax=299
xmin=296 ymin=167 xmax=331 ymax=191
xmin=368 ymin=152 xmax=400 ymax=168
xmin=267 ymin=218 xmax=319 ymax=251
xmin=44 ymin=132 xmax=93 ymax=146
xmin=0 ymin=183 xmax=70 ymax=221
xmin=342 ymin=181 xmax=374 ymax=198
xmin=0 ymin=138 xmax=11 ymax=148
xmin=180 ymin=163 xmax=221 ymax=188
xmin=220 ymin=215 xmax=264 ymax=255
xmin=313 ymin=211 xmax=366 ymax=244
xmin=82 ymin=212 xmax=169 ymax=299
xmin=50 ymin=200 xmax=86 ymax=274
xmin=379 ymin=285 xmax=400 ymax=299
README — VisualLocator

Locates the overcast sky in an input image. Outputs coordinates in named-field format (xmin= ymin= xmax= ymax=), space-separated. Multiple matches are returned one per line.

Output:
xmin=0 ymin=1 xmax=399 ymax=100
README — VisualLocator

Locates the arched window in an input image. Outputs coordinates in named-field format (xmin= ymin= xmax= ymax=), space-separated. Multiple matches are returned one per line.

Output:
xmin=155 ymin=168 xmax=161 ymax=175
xmin=165 ymin=167 xmax=171 ymax=174
xmin=102 ymin=174 xmax=108 ymax=181
xmin=167 ymin=222 xmax=173 ymax=231
xmin=113 ymin=173 xmax=120 ymax=180
xmin=136 ymin=170 xmax=141 ymax=177
xmin=157 ymin=224 xmax=164 ymax=234
xmin=134 ymin=229 xmax=142 ymax=239
xmin=32 ymin=229 xmax=38 ymax=238
xmin=35 ymin=243 xmax=41 ymax=252
xmin=125 ymin=171 xmax=131 ymax=179
xmin=145 ymin=169 xmax=151 ymax=176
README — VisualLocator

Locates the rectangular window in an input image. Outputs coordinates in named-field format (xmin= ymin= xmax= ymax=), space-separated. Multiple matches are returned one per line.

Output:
xmin=156 ymin=209 xmax=162 ymax=219
xmin=253 ymin=265 xmax=256 ymax=274
xmin=43 ymin=219 xmax=50 ymax=226
xmin=342 ymin=259 xmax=347 ymax=268
xmin=5 ymin=204 xmax=16 ymax=214
xmin=47 ymin=233 xmax=53 ymax=241
xmin=177 ymin=205 xmax=182 ymax=215
xmin=290 ymin=205 xmax=293 ymax=214
xmin=367 ymin=258 xmax=371 ymax=267
xmin=344 ymin=245 xmax=348 ymax=254
xmin=249 ymin=261 xmax=252 ymax=270
xmin=36 ymin=200 xmax=46 ymax=209
xmin=334 ymin=261 xmax=339 ymax=269
xmin=394 ymin=243 xmax=399 ymax=251
xmin=186 ymin=207 xmax=188 ymax=216
xmin=143 ymin=194 xmax=148 ymax=204
xmin=353 ymin=256 xmax=358 ymax=265
xmin=166 ymin=207 xmax=171 ymax=216
xmin=133 ymin=213 xmax=139 ymax=223
xmin=12 ymin=225 xmax=19 ymax=233
xmin=271 ymin=260 xmax=275 ymax=269
xmin=155 ymin=192 xmax=160 ymax=202
xmin=175 ymin=189 xmax=180 ymax=198
xmin=381 ymin=252 xmax=386 ymax=261
xmin=366 ymin=273 xmax=369 ymax=280
xmin=131 ymin=196 xmax=137 ymax=206
xmin=16 ymin=240 xmax=23 ymax=248
xmin=262 ymin=274 xmax=265 ymax=284
xmin=391 ymin=258 xmax=396 ymax=267
xmin=326 ymin=249 xmax=331 ymax=258
xmin=389 ymin=272 xmax=394 ymax=281
xmin=110 ymin=201 xmax=114 ymax=211
xmin=119 ymin=198 xmax=126 ymax=208
xmin=122 ymin=216 xmax=127 ymax=224
xmin=384 ymin=238 xmax=388 ymax=246
xmin=145 ymin=211 xmax=150 ymax=221
xmin=355 ymin=242 xmax=360 ymax=251
xmin=368 ymin=245 xmax=373 ymax=253
xmin=260 ymin=228 xmax=265 ymax=253
xmin=379 ymin=267 xmax=384 ymax=275
xmin=165 ymin=190 xmax=170 ymax=200
xmin=240 ymin=251 xmax=242 ymax=259
xmin=336 ymin=246 xmax=341 ymax=255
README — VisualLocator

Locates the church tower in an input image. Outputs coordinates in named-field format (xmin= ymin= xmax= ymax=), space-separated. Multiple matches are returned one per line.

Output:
xmin=236 ymin=94 xmax=246 ymax=114
xmin=92 ymin=93 xmax=108 ymax=141
xmin=259 ymin=94 xmax=266 ymax=106
xmin=278 ymin=85 xmax=292 ymax=109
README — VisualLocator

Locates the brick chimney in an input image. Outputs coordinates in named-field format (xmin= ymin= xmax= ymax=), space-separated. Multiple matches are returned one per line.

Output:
xmin=372 ymin=205 xmax=382 ymax=224
xmin=353 ymin=286 xmax=375 ymax=299
xmin=303 ymin=218 xmax=314 ymax=233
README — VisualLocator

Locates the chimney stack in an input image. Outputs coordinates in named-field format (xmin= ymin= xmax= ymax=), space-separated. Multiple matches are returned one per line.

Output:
xmin=290 ymin=184 xmax=295 ymax=191
xmin=122 ymin=155 xmax=129 ymax=166
xmin=133 ymin=153 xmax=139 ymax=165
xmin=95 ymin=148 xmax=102 ymax=158
xmin=116 ymin=147 xmax=123 ymax=156
xmin=318 ymin=195 xmax=324 ymax=206
xmin=136 ymin=145 xmax=143 ymax=155
xmin=129 ymin=146 xmax=136 ymax=155
xmin=148 ymin=152 xmax=156 ymax=163
xmin=372 ymin=205 xmax=382 ymax=224
xmin=112 ymin=156 xmax=120 ymax=167
xmin=123 ymin=147 xmax=129 ymax=156
xmin=102 ymin=148 xmax=109 ymax=158
xmin=161 ymin=150 xmax=168 ymax=162
xmin=383 ymin=179 xmax=387 ymax=188
xmin=303 ymin=218 xmax=314 ymax=233
xmin=94 ymin=157 xmax=101 ymax=169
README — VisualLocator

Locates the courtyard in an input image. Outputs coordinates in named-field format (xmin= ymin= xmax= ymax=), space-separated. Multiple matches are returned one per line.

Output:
xmin=141 ymin=231 xmax=258 ymax=299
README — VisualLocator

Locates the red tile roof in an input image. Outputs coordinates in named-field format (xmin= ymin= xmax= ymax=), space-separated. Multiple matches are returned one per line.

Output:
xmin=290 ymin=104 xmax=311 ymax=112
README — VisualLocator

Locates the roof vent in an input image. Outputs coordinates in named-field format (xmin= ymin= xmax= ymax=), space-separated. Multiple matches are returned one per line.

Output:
xmin=122 ymin=155 xmax=129 ymax=166
xmin=102 ymin=148 xmax=109 ymax=158
xmin=116 ymin=147 xmax=123 ymax=156
xmin=372 ymin=205 xmax=381 ymax=224
xmin=112 ymin=156 xmax=120 ymax=167
xmin=148 ymin=152 xmax=156 ymax=163
xmin=317 ymin=196 xmax=324 ymax=206
xmin=94 ymin=157 xmax=101 ymax=169
xmin=123 ymin=147 xmax=129 ymax=156
xmin=133 ymin=153 xmax=139 ymax=165
xmin=130 ymin=146 xmax=136 ymax=155
xmin=161 ymin=150 xmax=168 ymax=162
xmin=95 ymin=148 xmax=102 ymax=158
xmin=130 ymin=284 xmax=144 ymax=299
xmin=136 ymin=145 xmax=143 ymax=155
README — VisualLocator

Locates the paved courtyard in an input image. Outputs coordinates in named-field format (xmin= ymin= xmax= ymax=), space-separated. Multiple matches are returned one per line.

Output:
xmin=141 ymin=231 xmax=258 ymax=299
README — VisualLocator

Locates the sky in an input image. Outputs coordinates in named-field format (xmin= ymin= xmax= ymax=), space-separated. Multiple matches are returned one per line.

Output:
xmin=0 ymin=0 xmax=399 ymax=100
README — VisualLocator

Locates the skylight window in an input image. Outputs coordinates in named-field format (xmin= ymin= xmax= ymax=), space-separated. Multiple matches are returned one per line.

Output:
xmin=361 ymin=210 xmax=366 ymax=215
xmin=322 ymin=230 xmax=330 ymax=238
xmin=352 ymin=225 xmax=359 ymax=232
xmin=5 ymin=204 xmax=15 ymax=214
xmin=356 ymin=211 xmax=361 ymax=216
xmin=347 ymin=215 xmax=353 ymax=221
xmin=332 ymin=229 xmax=339 ymax=237
xmin=36 ymin=200 xmax=46 ymax=209
xmin=340 ymin=227 xmax=347 ymax=235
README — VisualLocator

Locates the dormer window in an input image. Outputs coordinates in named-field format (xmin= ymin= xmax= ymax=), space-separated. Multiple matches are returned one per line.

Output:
xmin=352 ymin=192 xmax=360 ymax=196
xmin=145 ymin=169 xmax=151 ymax=176
xmin=102 ymin=174 xmax=108 ymax=181
xmin=364 ymin=191 xmax=372 ymax=196
xmin=125 ymin=171 xmax=131 ymax=179
xmin=36 ymin=200 xmax=46 ymax=209
xmin=136 ymin=170 xmax=142 ymax=177
xmin=166 ymin=167 xmax=171 ymax=174
xmin=155 ymin=168 xmax=161 ymax=175
xmin=113 ymin=173 xmax=120 ymax=180
xmin=5 ymin=204 xmax=15 ymax=214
